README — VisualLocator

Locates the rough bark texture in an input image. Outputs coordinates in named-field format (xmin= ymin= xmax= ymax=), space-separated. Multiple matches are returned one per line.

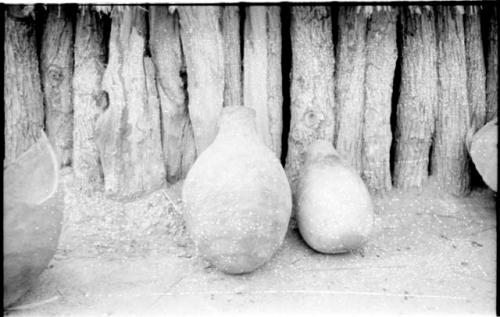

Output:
xmin=72 ymin=7 xmax=107 ymax=192
xmin=223 ymin=6 xmax=242 ymax=108
xmin=433 ymin=6 xmax=470 ymax=195
xmin=40 ymin=5 xmax=75 ymax=167
xmin=464 ymin=7 xmax=487 ymax=132
xmin=96 ymin=7 xmax=165 ymax=200
xmin=286 ymin=6 xmax=335 ymax=191
xmin=485 ymin=7 xmax=498 ymax=122
xmin=361 ymin=9 xmax=397 ymax=193
xmin=334 ymin=7 xmax=367 ymax=173
xmin=178 ymin=6 xmax=224 ymax=155
xmin=150 ymin=6 xmax=196 ymax=184
xmin=4 ymin=6 xmax=45 ymax=163
xmin=393 ymin=8 xmax=438 ymax=189
xmin=243 ymin=6 xmax=283 ymax=157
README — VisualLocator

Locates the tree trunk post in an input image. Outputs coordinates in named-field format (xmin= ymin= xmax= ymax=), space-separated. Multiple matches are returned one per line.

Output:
xmin=464 ymin=6 xmax=487 ymax=132
xmin=433 ymin=6 xmax=470 ymax=195
xmin=40 ymin=5 xmax=75 ymax=167
xmin=243 ymin=6 xmax=283 ymax=157
xmin=393 ymin=7 xmax=438 ymax=189
xmin=4 ymin=6 xmax=45 ymax=163
xmin=285 ymin=6 xmax=335 ymax=192
xmin=150 ymin=6 xmax=196 ymax=184
xmin=96 ymin=6 xmax=166 ymax=200
xmin=361 ymin=8 xmax=397 ymax=193
xmin=178 ymin=6 xmax=225 ymax=155
xmin=485 ymin=7 xmax=498 ymax=122
xmin=223 ymin=5 xmax=242 ymax=108
xmin=334 ymin=6 xmax=368 ymax=173
xmin=72 ymin=6 xmax=107 ymax=192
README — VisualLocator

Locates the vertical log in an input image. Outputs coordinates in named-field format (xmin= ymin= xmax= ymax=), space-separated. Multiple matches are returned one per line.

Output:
xmin=72 ymin=7 xmax=107 ymax=192
xmin=4 ymin=6 xmax=45 ymax=163
xmin=394 ymin=7 xmax=438 ymax=189
xmin=222 ymin=5 xmax=242 ymax=108
xmin=335 ymin=6 xmax=367 ymax=173
xmin=40 ymin=5 xmax=75 ymax=167
xmin=96 ymin=7 xmax=165 ymax=199
xmin=433 ymin=6 xmax=470 ymax=195
xmin=286 ymin=6 xmax=335 ymax=191
xmin=485 ymin=7 xmax=498 ymax=122
xmin=243 ymin=6 xmax=283 ymax=156
xmin=464 ymin=6 xmax=487 ymax=132
xmin=150 ymin=6 xmax=196 ymax=184
xmin=178 ymin=6 xmax=224 ymax=154
xmin=362 ymin=8 xmax=397 ymax=193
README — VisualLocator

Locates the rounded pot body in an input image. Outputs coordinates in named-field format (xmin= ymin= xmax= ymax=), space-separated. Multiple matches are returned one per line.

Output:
xmin=469 ymin=118 xmax=497 ymax=192
xmin=182 ymin=106 xmax=292 ymax=274
xmin=3 ymin=132 xmax=62 ymax=308
xmin=3 ymin=191 xmax=63 ymax=308
xmin=296 ymin=140 xmax=374 ymax=254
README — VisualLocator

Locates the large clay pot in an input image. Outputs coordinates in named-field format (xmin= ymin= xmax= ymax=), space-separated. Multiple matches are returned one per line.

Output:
xmin=296 ymin=140 xmax=374 ymax=254
xmin=3 ymin=132 xmax=63 ymax=308
xmin=182 ymin=106 xmax=292 ymax=274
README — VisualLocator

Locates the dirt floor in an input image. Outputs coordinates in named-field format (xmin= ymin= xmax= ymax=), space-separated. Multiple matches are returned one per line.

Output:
xmin=5 ymin=168 xmax=497 ymax=316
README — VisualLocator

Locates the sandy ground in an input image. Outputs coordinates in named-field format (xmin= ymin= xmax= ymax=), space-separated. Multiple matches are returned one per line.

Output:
xmin=4 ymin=169 xmax=497 ymax=316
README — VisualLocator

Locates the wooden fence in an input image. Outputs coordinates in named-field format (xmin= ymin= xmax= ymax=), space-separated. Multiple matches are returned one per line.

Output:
xmin=4 ymin=4 xmax=498 ymax=199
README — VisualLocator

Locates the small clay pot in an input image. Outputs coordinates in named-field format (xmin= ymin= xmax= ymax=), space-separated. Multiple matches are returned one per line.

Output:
xmin=182 ymin=106 xmax=292 ymax=274
xmin=296 ymin=140 xmax=374 ymax=254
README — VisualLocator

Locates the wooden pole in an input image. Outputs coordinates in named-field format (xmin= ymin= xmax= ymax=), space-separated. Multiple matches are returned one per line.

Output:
xmin=96 ymin=7 xmax=165 ymax=199
xmin=243 ymin=6 xmax=283 ymax=156
xmin=4 ymin=6 xmax=45 ymax=163
xmin=286 ymin=6 xmax=335 ymax=192
xmin=150 ymin=6 xmax=196 ymax=184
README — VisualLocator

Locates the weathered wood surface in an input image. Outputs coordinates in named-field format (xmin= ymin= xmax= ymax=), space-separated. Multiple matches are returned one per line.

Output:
xmin=464 ymin=6 xmax=486 ymax=132
xmin=393 ymin=7 xmax=438 ymax=189
xmin=433 ymin=6 xmax=470 ymax=195
xmin=40 ymin=5 xmax=75 ymax=167
xmin=72 ymin=7 xmax=107 ymax=192
xmin=4 ymin=6 xmax=45 ymax=163
xmin=4 ymin=4 xmax=494 ymax=198
xmin=243 ymin=6 xmax=282 ymax=157
xmin=361 ymin=9 xmax=397 ymax=193
xmin=150 ymin=6 xmax=196 ymax=184
xmin=485 ymin=7 xmax=498 ymax=122
xmin=178 ymin=6 xmax=224 ymax=155
xmin=286 ymin=6 xmax=335 ymax=191
xmin=334 ymin=6 xmax=367 ymax=173
xmin=96 ymin=7 xmax=165 ymax=199
xmin=223 ymin=5 xmax=242 ymax=108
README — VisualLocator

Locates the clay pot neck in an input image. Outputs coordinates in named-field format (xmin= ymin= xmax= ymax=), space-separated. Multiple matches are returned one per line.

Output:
xmin=218 ymin=106 xmax=259 ymax=140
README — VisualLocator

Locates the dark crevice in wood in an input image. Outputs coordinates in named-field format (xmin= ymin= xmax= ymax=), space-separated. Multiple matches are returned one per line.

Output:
xmin=101 ymin=13 xmax=111 ymax=65
xmin=144 ymin=7 xmax=151 ymax=58
xmin=428 ymin=140 xmax=434 ymax=176
xmin=479 ymin=6 xmax=489 ymax=66
xmin=331 ymin=5 xmax=339 ymax=55
xmin=239 ymin=4 xmax=245 ymax=64
xmin=178 ymin=11 xmax=189 ymax=116
xmin=390 ymin=7 xmax=403 ymax=183
xmin=34 ymin=4 xmax=45 ymax=64
xmin=35 ymin=5 xmax=47 ymax=131
xmin=280 ymin=5 xmax=291 ymax=166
